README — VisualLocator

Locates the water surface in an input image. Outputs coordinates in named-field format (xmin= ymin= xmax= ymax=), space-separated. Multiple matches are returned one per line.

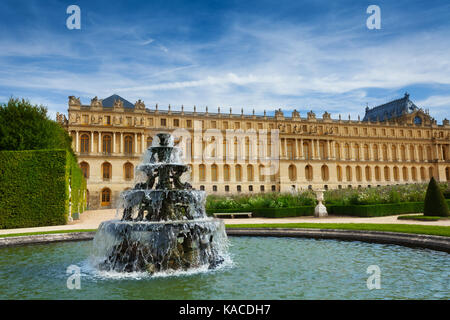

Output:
xmin=0 ymin=237 xmax=448 ymax=299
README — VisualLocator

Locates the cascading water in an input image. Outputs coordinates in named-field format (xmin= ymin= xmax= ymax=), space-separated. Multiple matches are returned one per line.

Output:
xmin=91 ymin=133 xmax=229 ymax=274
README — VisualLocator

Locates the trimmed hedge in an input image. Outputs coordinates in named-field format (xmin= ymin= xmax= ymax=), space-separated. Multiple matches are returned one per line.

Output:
xmin=252 ymin=206 xmax=314 ymax=218
xmin=326 ymin=202 xmax=427 ymax=217
xmin=0 ymin=149 xmax=86 ymax=229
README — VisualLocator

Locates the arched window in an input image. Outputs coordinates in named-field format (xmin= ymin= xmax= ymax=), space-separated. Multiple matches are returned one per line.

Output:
xmin=418 ymin=146 xmax=424 ymax=161
xmin=400 ymin=146 xmax=406 ymax=161
xmin=103 ymin=134 xmax=112 ymax=154
xmin=393 ymin=166 xmax=400 ymax=181
xmin=411 ymin=167 xmax=417 ymax=181
xmin=305 ymin=165 xmax=313 ymax=181
xmin=336 ymin=165 xmax=343 ymax=182
xmin=429 ymin=167 xmax=434 ymax=179
xmin=373 ymin=144 xmax=379 ymax=161
xmin=335 ymin=143 xmax=341 ymax=160
xmin=124 ymin=135 xmax=133 ymax=154
xmin=303 ymin=142 xmax=310 ymax=159
xmin=384 ymin=166 xmax=390 ymax=181
xmin=321 ymin=165 xmax=329 ymax=181
xmin=382 ymin=145 xmax=388 ymax=161
xmin=355 ymin=166 xmax=362 ymax=182
xmin=235 ymin=165 xmax=242 ymax=181
xmin=344 ymin=144 xmax=350 ymax=160
xmin=446 ymin=167 xmax=450 ymax=181
xmin=354 ymin=144 xmax=360 ymax=161
xmin=402 ymin=167 xmax=409 ymax=181
xmin=247 ymin=164 xmax=254 ymax=181
xmin=365 ymin=166 xmax=371 ymax=181
xmin=80 ymin=134 xmax=90 ymax=153
xmin=346 ymin=166 xmax=352 ymax=182
xmin=363 ymin=145 xmax=369 ymax=160
xmin=374 ymin=166 xmax=381 ymax=181
xmin=420 ymin=167 xmax=426 ymax=181
xmin=391 ymin=145 xmax=396 ymax=161
xmin=409 ymin=146 xmax=415 ymax=161
xmin=80 ymin=162 xmax=89 ymax=179
xmin=101 ymin=188 xmax=111 ymax=207
xmin=223 ymin=164 xmax=230 ymax=181
xmin=147 ymin=137 xmax=153 ymax=148
xmin=289 ymin=164 xmax=297 ymax=182
xmin=199 ymin=164 xmax=206 ymax=181
xmin=102 ymin=162 xmax=112 ymax=180
xmin=211 ymin=164 xmax=218 ymax=182
xmin=124 ymin=162 xmax=134 ymax=181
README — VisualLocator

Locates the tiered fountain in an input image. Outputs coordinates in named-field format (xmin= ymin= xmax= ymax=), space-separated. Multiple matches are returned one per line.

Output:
xmin=92 ymin=133 xmax=229 ymax=274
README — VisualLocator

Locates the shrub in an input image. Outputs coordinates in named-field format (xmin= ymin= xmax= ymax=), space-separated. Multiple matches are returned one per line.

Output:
xmin=326 ymin=202 xmax=425 ymax=217
xmin=0 ymin=149 xmax=86 ymax=229
xmin=423 ymin=177 xmax=449 ymax=217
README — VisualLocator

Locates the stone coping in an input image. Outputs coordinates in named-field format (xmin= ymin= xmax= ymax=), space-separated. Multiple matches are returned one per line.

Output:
xmin=0 ymin=228 xmax=449 ymax=253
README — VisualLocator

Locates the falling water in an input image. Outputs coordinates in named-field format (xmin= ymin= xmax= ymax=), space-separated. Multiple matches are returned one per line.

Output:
xmin=92 ymin=132 xmax=229 ymax=275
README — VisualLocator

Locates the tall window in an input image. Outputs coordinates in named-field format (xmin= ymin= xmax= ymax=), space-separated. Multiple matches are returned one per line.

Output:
xmin=289 ymin=164 xmax=297 ymax=182
xmin=258 ymin=165 xmax=265 ymax=182
xmin=80 ymin=162 xmax=89 ymax=179
xmin=346 ymin=166 xmax=352 ymax=182
xmin=365 ymin=166 xmax=371 ymax=181
xmin=101 ymin=188 xmax=111 ymax=206
xmin=211 ymin=164 xmax=218 ymax=182
xmin=124 ymin=162 xmax=134 ymax=181
xmin=235 ymin=165 xmax=242 ymax=181
xmin=223 ymin=165 xmax=230 ymax=181
xmin=305 ymin=165 xmax=313 ymax=181
xmin=80 ymin=134 xmax=89 ymax=153
xmin=103 ymin=135 xmax=112 ymax=154
xmin=247 ymin=165 xmax=254 ymax=181
xmin=199 ymin=164 xmax=206 ymax=181
xmin=336 ymin=165 xmax=343 ymax=182
xmin=321 ymin=165 xmax=329 ymax=181
xmin=102 ymin=162 xmax=112 ymax=180
xmin=124 ymin=136 xmax=133 ymax=154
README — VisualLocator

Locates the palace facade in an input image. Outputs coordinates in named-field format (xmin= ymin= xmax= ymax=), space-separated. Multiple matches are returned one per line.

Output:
xmin=58 ymin=93 xmax=450 ymax=209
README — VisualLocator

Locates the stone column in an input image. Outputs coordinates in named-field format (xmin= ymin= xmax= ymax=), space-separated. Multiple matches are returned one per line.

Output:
xmin=99 ymin=132 xmax=102 ymax=153
xmin=135 ymin=133 xmax=138 ymax=154
xmin=75 ymin=131 xmax=79 ymax=152
xmin=141 ymin=133 xmax=145 ymax=154
xmin=350 ymin=142 xmax=355 ymax=161
xmin=113 ymin=132 xmax=116 ymax=153
xmin=294 ymin=138 xmax=298 ymax=159
xmin=299 ymin=139 xmax=304 ymax=159
xmin=90 ymin=131 xmax=94 ymax=153
xmin=120 ymin=133 xmax=124 ymax=154
xmin=284 ymin=138 xmax=287 ymax=159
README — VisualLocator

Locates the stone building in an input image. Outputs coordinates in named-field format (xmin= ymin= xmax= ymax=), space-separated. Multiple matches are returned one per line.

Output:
xmin=58 ymin=93 xmax=450 ymax=209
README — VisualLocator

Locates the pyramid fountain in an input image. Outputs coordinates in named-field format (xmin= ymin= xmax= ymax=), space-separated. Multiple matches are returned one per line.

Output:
xmin=92 ymin=133 xmax=229 ymax=274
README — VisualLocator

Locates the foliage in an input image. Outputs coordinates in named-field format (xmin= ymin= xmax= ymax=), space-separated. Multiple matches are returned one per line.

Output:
xmin=0 ymin=98 xmax=72 ymax=153
xmin=0 ymin=150 xmax=86 ymax=229
xmin=327 ymin=202 xmax=426 ymax=217
xmin=423 ymin=177 xmax=449 ymax=217
xmin=206 ymin=191 xmax=317 ymax=211
xmin=397 ymin=215 xmax=446 ymax=221
xmin=324 ymin=183 xmax=448 ymax=206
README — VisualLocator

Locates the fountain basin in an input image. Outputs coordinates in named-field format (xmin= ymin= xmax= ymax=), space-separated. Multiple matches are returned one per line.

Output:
xmin=92 ymin=219 xmax=228 ymax=274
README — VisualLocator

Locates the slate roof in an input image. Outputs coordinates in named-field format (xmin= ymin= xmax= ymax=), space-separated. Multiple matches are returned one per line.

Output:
xmin=101 ymin=94 xmax=135 ymax=109
xmin=363 ymin=93 xmax=419 ymax=122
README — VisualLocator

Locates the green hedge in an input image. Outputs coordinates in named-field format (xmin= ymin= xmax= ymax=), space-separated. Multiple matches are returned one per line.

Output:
xmin=326 ymin=202 xmax=427 ymax=217
xmin=0 ymin=149 xmax=86 ymax=229
xmin=252 ymin=206 xmax=314 ymax=218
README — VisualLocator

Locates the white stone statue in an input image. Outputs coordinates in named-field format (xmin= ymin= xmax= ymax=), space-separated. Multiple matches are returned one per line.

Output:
xmin=314 ymin=190 xmax=328 ymax=217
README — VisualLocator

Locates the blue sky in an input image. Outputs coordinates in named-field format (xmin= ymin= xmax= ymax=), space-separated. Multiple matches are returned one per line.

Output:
xmin=0 ymin=0 xmax=450 ymax=121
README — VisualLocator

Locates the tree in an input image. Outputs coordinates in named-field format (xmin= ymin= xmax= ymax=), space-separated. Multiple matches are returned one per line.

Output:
xmin=423 ymin=177 xmax=449 ymax=217
xmin=0 ymin=98 xmax=73 ymax=153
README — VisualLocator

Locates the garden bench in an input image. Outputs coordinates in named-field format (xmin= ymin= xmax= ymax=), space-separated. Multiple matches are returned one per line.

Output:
xmin=213 ymin=212 xmax=253 ymax=219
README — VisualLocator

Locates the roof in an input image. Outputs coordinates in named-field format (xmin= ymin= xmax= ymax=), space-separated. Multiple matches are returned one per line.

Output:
xmin=363 ymin=93 xmax=419 ymax=122
xmin=101 ymin=94 xmax=135 ymax=109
